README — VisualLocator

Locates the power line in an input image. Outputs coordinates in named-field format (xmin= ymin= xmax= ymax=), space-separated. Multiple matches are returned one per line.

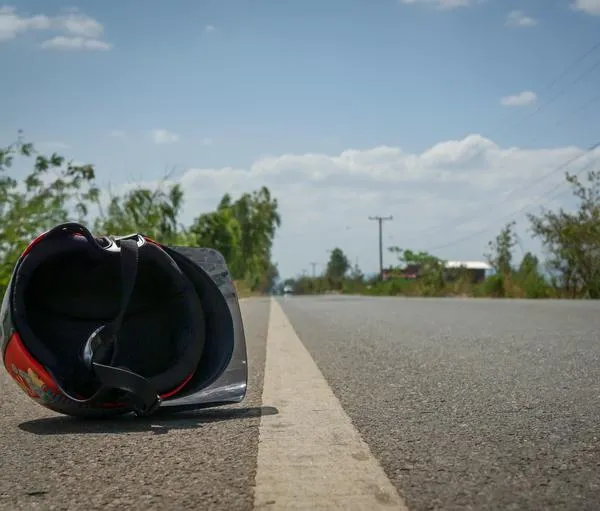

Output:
xmin=399 ymin=94 xmax=600 ymax=246
xmin=389 ymin=37 xmax=600 ymax=256
xmin=423 ymin=156 xmax=598 ymax=253
xmin=349 ymin=39 xmax=600 ymax=259
xmin=420 ymin=145 xmax=600 ymax=253
xmin=536 ymin=39 xmax=600 ymax=96
xmin=482 ymin=37 xmax=600 ymax=139
xmin=495 ymin=53 xmax=600 ymax=139
xmin=369 ymin=216 xmax=393 ymax=280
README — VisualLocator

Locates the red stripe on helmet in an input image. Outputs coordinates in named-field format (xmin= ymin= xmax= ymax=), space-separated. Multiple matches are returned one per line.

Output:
xmin=3 ymin=332 xmax=62 ymax=404
xmin=21 ymin=232 xmax=48 ymax=257
xmin=160 ymin=372 xmax=193 ymax=399
xmin=3 ymin=333 xmax=127 ymax=411
xmin=143 ymin=236 xmax=160 ymax=246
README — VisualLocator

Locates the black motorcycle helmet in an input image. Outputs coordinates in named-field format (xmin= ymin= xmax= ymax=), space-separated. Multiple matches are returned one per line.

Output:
xmin=1 ymin=222 xmax=230 ymax=418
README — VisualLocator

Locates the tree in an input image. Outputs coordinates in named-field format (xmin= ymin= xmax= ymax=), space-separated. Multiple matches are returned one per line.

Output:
xmin=0 ymin=133 xmax=281 ymax=298
xmin=256 ymin=260 xmax=280 ymax=294
xmin=190 ymin=187 xmax=281 ymax=291
xmin=518 ymin=252 xmax=540 ymax=276
xmin=515 ymin=251 xmax=551 ymax=298
xmin=528 ymin=170 xmax=600 ymax=298
xmin=482 ymin=222 xmax=519 ymax=297
xmin=0 ymin=134 xmax=99 ymax=294
xmin=326 ymin=247 xmax=350 ymax=285
xmin=388 ymin=247 xmax=445 ymax=294
xmin=229 ymin=187 xmax=281 ymax=288
xmin=341 ymin=260 xmax=366 ymax=294
xmin=95 ymin=182 xmax=190 ymax=245
xmin=348 ymin=261 xmax=364 ymax=282
xmin=389 ymin=247 xmax=443 ymax=272
xmin=485 ymin=221 xmax=517 ymax=276
xmin=190 ymin=206 xmax=243 ymax=276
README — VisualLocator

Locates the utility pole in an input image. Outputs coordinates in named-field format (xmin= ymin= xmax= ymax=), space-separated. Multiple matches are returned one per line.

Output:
xmin=310 ymin=262 xmax=317 ymax=278
xmin=369 ymin=215 xmax=393 ymax=280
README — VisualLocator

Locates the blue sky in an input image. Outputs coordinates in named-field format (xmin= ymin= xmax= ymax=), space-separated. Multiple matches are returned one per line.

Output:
xmin=2 ymin=0 xmax=600 ymax=278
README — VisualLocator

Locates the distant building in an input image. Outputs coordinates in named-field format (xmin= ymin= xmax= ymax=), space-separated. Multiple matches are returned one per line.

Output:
xmin=382 ymin=260 xmax=493 ymax=284
xmin=381 ymin=267 xmax=414 ymax=281
xmin=443 ymin=261 xmax=493 ymax=284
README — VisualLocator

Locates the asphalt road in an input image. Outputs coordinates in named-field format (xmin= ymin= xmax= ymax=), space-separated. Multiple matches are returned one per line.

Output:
xmin=1 ymin=295 xmax=600 ymax=510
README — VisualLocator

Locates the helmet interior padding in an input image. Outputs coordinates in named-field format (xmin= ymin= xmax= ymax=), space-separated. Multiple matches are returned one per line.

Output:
xmin=11 ymin=234 xmax=206 ymax=398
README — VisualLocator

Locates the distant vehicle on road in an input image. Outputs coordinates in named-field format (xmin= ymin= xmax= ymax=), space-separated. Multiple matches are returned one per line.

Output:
xmin=283 ymin=285 xmax=293 ymax=296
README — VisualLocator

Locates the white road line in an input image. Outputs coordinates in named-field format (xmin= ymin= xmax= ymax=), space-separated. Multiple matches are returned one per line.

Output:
xmin=254 ymin=298 xmax=409 ymax=510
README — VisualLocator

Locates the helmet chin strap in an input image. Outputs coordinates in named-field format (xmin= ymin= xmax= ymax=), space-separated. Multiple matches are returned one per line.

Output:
xmin=55 ymin=236 xmax=161 ymax=416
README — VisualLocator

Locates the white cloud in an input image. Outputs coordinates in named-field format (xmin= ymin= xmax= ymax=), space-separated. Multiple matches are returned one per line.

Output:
xmin=200 ymin=137 xmax=213 ymax=146
xmin=506 ymin=10 xmax=538 ymax=27
xmin=119 ymin=134 xmax=599 ymax=278
xmin=0 ymin=5 xmax=51 ymax=41
xmin=204 ymin=24 xmax=217 ymax=33
xmin=55 ymin=9 xmax=104 ymax=38
xmin=571 ymin=0 xmax=600 ymax=15
xmin=40 ymin=36 xmax=112 ymax=51
xmin=152 ymin=129 xmax=180 ymax=145
xmin=500 ymin=90 xmax=537 ymax=107
xmin=398 ymin=0 xmax=480 ymax=10
xmin=0 ymin=5 xmax=112 ymax=50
